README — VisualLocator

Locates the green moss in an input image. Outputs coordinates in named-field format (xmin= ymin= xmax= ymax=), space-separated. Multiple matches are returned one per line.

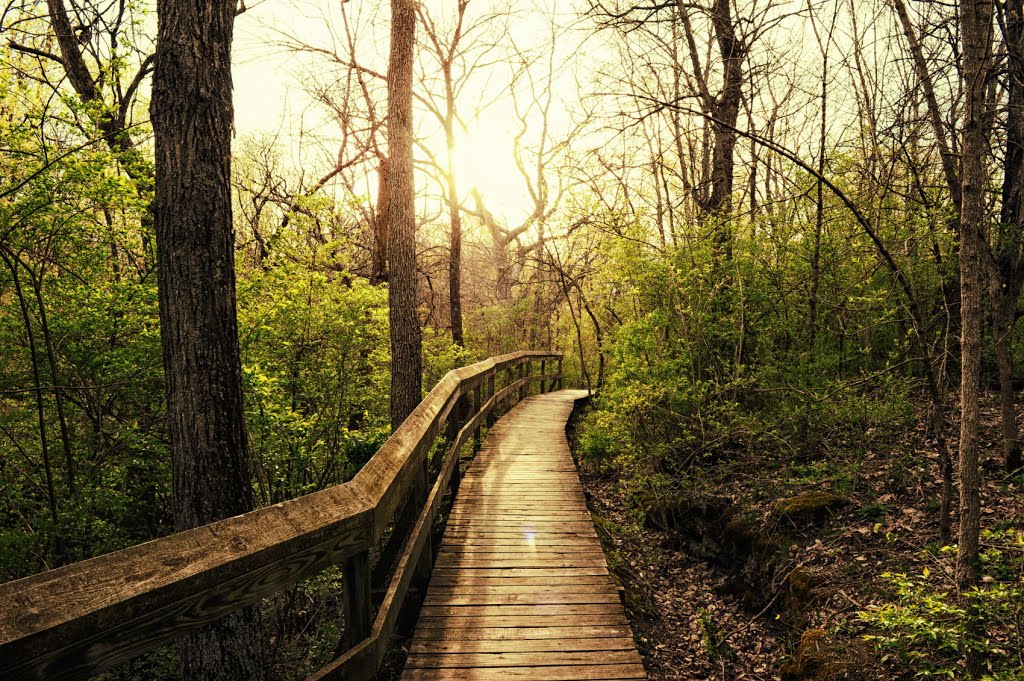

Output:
xmin=775 ymin=491 xmax=846 ymax=524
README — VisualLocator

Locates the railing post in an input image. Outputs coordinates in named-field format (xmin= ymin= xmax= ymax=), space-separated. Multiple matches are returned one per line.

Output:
xmin=340 ymin=550 xmax=372 ymax=654
xmin=558 ymin=356 xmax=563 ymax=389
xmin=472 ymin=384 xmax=482 ymax=448
xmin=541 ymin=359 xmax=547 ymax=393
xmin=504 ymin=367 xmax=514 ymax=413
xmin=413 ymin=458 xmax=433 ymax=582
xmin=446 ymin=395 xmax=462 ymax=493
xmin=486 ymin=372 xmax=496 ymax=427
xmin=518 ymin=362 xmax=527 ymax=402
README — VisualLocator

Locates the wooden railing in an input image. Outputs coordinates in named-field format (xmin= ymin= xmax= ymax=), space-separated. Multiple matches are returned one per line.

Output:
xmin=0 ymin=351 xmax=563 ymax=681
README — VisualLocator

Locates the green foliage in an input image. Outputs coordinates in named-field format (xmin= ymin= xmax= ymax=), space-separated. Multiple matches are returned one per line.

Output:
xmin=237 ymin=246 xmax=390 ymax=504
xmin=574 ymin=194 xmax=922 ymax=511
xmin=0 ymin=45 xmax=167 ymax=578
xmin=698 ymin=607 xmax=735 ymax=663
xmin=422 ymin=329 xmax=475 ymax=389
xmin=859 ymin=529 xmax=1024 ymax=679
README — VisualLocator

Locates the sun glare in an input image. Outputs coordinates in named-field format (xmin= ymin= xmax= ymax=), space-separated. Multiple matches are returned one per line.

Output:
xmin=451 ymin=121 xmax=532 ymax=225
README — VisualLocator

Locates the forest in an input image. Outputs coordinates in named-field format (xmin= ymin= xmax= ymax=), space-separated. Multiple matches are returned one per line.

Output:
xmin=1 ymin=0 xmax=1023 ymax=679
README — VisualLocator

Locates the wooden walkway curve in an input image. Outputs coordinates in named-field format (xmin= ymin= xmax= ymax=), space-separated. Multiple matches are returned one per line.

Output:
xmin=402 ymin=389 xmax=646 ymax=680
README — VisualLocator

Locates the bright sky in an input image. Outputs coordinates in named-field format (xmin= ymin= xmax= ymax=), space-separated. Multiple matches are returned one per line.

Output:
xmin=231 ymin=0 xmax=590 ymax=227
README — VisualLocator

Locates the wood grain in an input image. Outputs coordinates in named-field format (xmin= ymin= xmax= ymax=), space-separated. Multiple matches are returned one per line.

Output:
xmin=0 ymin=352 xmax=561 ymax=681
xmin=401 ymin=390 xmax=646 ymax=680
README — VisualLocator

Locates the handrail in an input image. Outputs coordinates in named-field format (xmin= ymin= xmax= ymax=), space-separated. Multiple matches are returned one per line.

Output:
xmin=0 ymin=350 xmax=563 ymax=681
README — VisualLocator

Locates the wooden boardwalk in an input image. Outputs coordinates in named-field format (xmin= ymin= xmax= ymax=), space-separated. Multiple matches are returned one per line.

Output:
xmin=402 ymin=389 xmax=646 ymax=680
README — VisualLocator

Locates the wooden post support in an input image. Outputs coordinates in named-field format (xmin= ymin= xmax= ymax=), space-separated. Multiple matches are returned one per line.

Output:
xmin=472 ymin=385 xmax=482 ymax=448
xmin=447 ymin=394 xmax=466 ymax=493
xmin=504 ymin=367 xmax=514 ymax=413
xmin=540 ymin=359 xmax=547 ymax=393
xmin=557 ymin=357 xmax=564 ymax=389
xmin=413 ymin=460 xmax=433 ymax=582
xmin=340 ymin=550 xmax=372 ymax=654
xmin=445 ymin=394 xmax=460 ymax=443
xmin=486 ymin=372 xmax=496 ymax=427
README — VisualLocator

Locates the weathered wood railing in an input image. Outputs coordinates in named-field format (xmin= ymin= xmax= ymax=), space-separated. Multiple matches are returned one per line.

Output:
xmin=0 ymin=351 xmax=563 ymax=681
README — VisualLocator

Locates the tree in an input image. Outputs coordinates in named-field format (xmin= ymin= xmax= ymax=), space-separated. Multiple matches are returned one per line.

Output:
xmin=956 ymin=0 xmax=992 ymax=672
xmin=150 ymin=0 xmax=266 ymax=678
xmin=873 ymin=0 xmax=960 ymax=544
xmin=388 ymin=0 xmax=423 ymax=429
xmin=416 ymin=0 xmax=507 ymax=346
xmin=992 ymin=0 xmax=1024 ymax=473
xmin=6 ymin=0 xmax=155 ymax=211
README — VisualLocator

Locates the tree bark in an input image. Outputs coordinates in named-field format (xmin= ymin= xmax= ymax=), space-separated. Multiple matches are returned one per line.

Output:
xmin=995 ymin=0 xmax=1024 ymax=473
xmin=957 ymin=2 xmax=991 ymax=675
xmin=387 ymin=0 xmax=423 ymax=430
xmin=448 ymin=171 xmax=464 ymax=347
xmin=681 ymin=0 xmax=745 ymax=260
xmin=150 ymin=0 xmax=266 ymax=679
xmin=706 ymin=0 xmax=743 ymax=227
xmin=372 ymin=158 xmax=390 ymax=285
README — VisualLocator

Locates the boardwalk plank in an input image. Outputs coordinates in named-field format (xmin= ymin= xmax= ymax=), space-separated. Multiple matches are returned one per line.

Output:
xmin=401 ymin=390 xmax=646 ymax=680
xmin=423 ymin=592 xmax=621 ymax=605
xmin=408 ymin=638 xmax=637 ymax=654
xmin=401 ymin=664 xmax=646 ymax=680
xmin=412 ymin=625 xmax=634 ymax=641
xmin=404 ymin=650 xmax=642 ymax=668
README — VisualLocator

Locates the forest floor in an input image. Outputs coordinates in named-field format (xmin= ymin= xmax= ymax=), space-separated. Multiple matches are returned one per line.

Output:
xmin=572 ymin=393 xmax=1024 ymax=680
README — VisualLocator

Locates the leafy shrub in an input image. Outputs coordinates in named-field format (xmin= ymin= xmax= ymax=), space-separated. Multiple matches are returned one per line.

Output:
xmin=859 ymin=529 xmax=1024 ymax=679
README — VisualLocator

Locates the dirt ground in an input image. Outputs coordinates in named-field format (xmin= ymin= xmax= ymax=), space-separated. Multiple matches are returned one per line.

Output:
xmin=573 ymin=394 xmax=1024 ymax=680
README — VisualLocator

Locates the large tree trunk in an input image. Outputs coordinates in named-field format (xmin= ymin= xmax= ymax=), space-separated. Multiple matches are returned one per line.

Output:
xmin=387 ymin=0 xmax=423 ymax=430
xmin=150 ymin=1 xmax=266 ymax=679
xmin=707 ymin=0 xmax=742 ymax=214
xmin=674 ymin=0 xmax=743 ymax=256
xmin=957 ymin=3 xmax=991 ymax=675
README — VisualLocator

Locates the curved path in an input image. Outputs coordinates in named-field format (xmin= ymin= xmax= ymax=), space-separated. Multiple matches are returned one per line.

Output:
xmin=401 ymin=389 xmax=646 ymax=680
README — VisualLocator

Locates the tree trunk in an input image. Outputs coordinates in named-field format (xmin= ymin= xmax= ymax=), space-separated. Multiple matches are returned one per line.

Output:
xmin=809 ymin=33 xmax=827 ymax=348
xmin=993 ymin=294 xmax=1022 ymax=470
xmin=891 ymin=0 xmax=962 ymax=209
xmin=995 ymin=0 xmax=1024 ymax=473
xmin=446 ymin=119 xmax=464 ymax=347
xmin=706 ymin=0 xmax=744 ymax=259
xmin=150 ymin=1 xmax=266 ymax=679
xmin=372 ymin=158 xmax=390 ymax=285
xmin=387 ymin=0 xmax=423 ymax=430
xmin=957 ymin=1 xmax=991 ymax=675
